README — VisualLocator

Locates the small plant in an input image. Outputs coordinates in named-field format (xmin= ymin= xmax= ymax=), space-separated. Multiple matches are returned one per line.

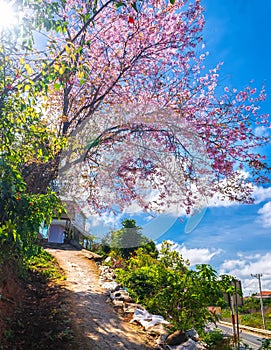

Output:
xmin=57 ymin=327 xmax=74 ymax=341
xmin=241 ymin=342 xmax=253 ymax=350
xmin=3 ymin=329 xmax=14 ymax=340
xmin=202 ymin=329 xmax=233 ymax=350
xmin=26 ymin=248 xmax=66 ymax=281
xmin=258 ymin=338 xmax=271 ymax=350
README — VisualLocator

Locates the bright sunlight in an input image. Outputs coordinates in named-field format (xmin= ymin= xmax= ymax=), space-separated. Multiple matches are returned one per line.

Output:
xmin=0 ymin=0 xmax=16 ymax=29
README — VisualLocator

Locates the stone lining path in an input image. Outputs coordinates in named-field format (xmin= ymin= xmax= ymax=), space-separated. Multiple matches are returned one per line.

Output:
xmin=45 ymin=244 xmax=153 ymax=350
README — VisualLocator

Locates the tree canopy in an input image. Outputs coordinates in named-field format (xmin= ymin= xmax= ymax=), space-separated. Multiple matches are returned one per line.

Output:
xmin=36 ymin=0 xmax=269 ymax=216
xmin=104 ymin=219 xmax=155 ymax=258
xmin=0 ymin=0 xmax=270 ymax=241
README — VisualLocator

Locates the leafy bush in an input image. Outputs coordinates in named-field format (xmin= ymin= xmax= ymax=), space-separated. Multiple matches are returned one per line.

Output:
xmin=202 ymin=329 xmax=233 ymax=350
xmin=115 ymin=241 xmax=224 ymax=332
xmin=27 ymin=248 xmax=66 ymax=281
xmin=258 ymin=338 xmax=271 ymax=350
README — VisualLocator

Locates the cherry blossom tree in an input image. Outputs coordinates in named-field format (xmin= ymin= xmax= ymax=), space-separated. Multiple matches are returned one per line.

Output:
xmin=8 ymin=0 xmax=271 ymax=216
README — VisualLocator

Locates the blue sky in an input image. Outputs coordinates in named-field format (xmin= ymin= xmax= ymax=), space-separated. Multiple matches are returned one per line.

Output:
xmin=86 ymin=1 xmax=271 ymax=296
xmin=202 ymin=0 xmax=271 ymax=95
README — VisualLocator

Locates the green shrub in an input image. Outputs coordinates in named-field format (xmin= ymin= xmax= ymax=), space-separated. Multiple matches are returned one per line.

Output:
xmin=27 ymin=248 xmax=66 ymax=281
xmin=115 ymin=241 xmax=224 ymax=332
xmin=202 ymin=329 xmax=233 ymax=350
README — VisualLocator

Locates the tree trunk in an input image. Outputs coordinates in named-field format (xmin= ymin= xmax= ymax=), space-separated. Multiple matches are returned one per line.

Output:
xmin=22 ymin=155 xmax=61 ymax=194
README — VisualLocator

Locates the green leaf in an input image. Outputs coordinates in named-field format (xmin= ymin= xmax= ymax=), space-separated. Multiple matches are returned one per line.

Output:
xmin=131 ymin=2 xmax=138 ymax=12
xmin=54 ymin=82 xmax=61 ymax=91
xmin=116 ymin=2 xmax=126 ymax=8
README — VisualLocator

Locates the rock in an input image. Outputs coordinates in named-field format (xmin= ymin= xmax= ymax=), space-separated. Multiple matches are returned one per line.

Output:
xmin=110 ymin=290 xmax=132 ymax=302
xmin=186 ymin=328 xmax=199 ymax=341
xmin=176 ymin=338 xmax=203 ymax=349
xmin=147 ymin=323 xmax=169 ymax=336
xmin=80 ymin=248 xmax=103 ymax=261
xmin=98 ymin=265 xmax=116 ymax=282
xmin=112 ymin=299 xmax=124 ymax=307
xmin=104 ymin=256 xmax=112 ymax=264
xmin=123 ymin=303 xmax=145 ymax=314
xmin=155 ymin=334 xmax=168 ymax=345
xmin=165 ymin=330 xmax=188 ymax=345
xmin=130 ymin=308 xmax=170 ymax=330
xmin=113 ymin=285 xmax=123 ymax=292
xmin=100 ymin=281 xmax=119 ymax=292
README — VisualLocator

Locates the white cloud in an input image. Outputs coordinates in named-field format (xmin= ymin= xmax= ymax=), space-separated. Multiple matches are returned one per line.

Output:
xmin=177 ymin=245 xmax=222 ymax=266
xmin=86 ymin=212 xmax=125 ymax=240
xmin=156 ymin=241 xmax=222 ymax=266
xmin=257 ymin=202 xmax=271 ymax=228
xmin=253 ymin=186 xmax=271 ymax=203
xmin=219 ymin=252 xmax=271 ymax=296
xmin=220 ymin=253 xmax=271 ymax=277
xmin=255 ymin=126 xmax=269 ymax=137
xmin=206 ymin=193 xmax=240 ymax=208
xmin=220 ymin=259 xmax=246 ymax=271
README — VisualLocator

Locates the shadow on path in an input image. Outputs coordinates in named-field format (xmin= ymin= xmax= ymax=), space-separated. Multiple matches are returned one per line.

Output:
xmin=45 ymin=244 xmax=153 ymax=350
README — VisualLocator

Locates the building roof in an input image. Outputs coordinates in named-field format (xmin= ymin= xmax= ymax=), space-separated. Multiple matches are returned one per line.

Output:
xmin=253 ymin=291 xmax=271 ymax=299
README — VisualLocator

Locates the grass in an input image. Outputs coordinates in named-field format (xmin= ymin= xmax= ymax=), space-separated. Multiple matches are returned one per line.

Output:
xmin=221 ymin=309 xmax=271 ymax=331
xmin=27 ymin=248 xmax=66 ymax=281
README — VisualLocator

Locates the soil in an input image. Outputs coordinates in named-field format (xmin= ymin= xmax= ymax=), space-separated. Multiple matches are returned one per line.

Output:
xmin=0 ymin=244 xmax=155 ymax=349
xmin=0 ymin=257 xmax=76 ymax=350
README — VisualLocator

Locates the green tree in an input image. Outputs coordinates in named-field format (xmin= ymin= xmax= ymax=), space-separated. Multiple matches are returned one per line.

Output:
xmin=109 ymin=219 xmax=152 ymax=258
xmin=0 ymin=6 xmax=63 ymax=263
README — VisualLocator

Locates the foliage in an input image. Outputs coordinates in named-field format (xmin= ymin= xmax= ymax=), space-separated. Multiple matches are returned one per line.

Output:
xmin=0 ymin=0 xmax=269 ymax=272
xmin=0 ymin=0 xmax=269 ymax=271
xmin=90 ymin=242 xmax=111 ymax=257
xmin=201 ymin=329 xmax=232 ymax=350
xmin=26 ymin=247 xmax=66 ymax=281
xmin=0 ymin=155 xmax=62 ymax=263
xmin=0 ymin=1 xmax=270 ymax=335
xmin=240 ymin=296 xmax=261 ymax=312
xmin=241 ymin=313 xmax=266 ymax=329
xmin=0 ymin=2 xmax=268 ymax=345
xmin=258 ymin=338 xmax=271 ymax=350
xmin=0 ymin=2 xmax=64 ymax=265
xmin=104 ymin=219 xmax=157 ymax=259
xmin=240 ymin=297 xmax=271 ymax=313
xmin=158 ymin=240 xmax=189 ymax=272
xmin=115 ymin=241 xmax=225 ymax=332
xmin=221 ymin=296 xmax=271 ymax=330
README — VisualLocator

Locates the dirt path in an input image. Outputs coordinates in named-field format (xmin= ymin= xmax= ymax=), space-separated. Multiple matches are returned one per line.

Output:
xmin=45 ymin=244 xmax=153 ymax=350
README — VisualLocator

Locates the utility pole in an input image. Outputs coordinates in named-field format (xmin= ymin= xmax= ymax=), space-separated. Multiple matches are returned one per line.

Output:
xmin=251 ymin=273 xmax=266 ymax=330
xmin=234 ymin=279 xmax=241 ymax=349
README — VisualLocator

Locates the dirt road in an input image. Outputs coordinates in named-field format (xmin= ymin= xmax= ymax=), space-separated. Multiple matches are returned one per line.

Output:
xmin=45 ymin=244 xmax=153 ymax=350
